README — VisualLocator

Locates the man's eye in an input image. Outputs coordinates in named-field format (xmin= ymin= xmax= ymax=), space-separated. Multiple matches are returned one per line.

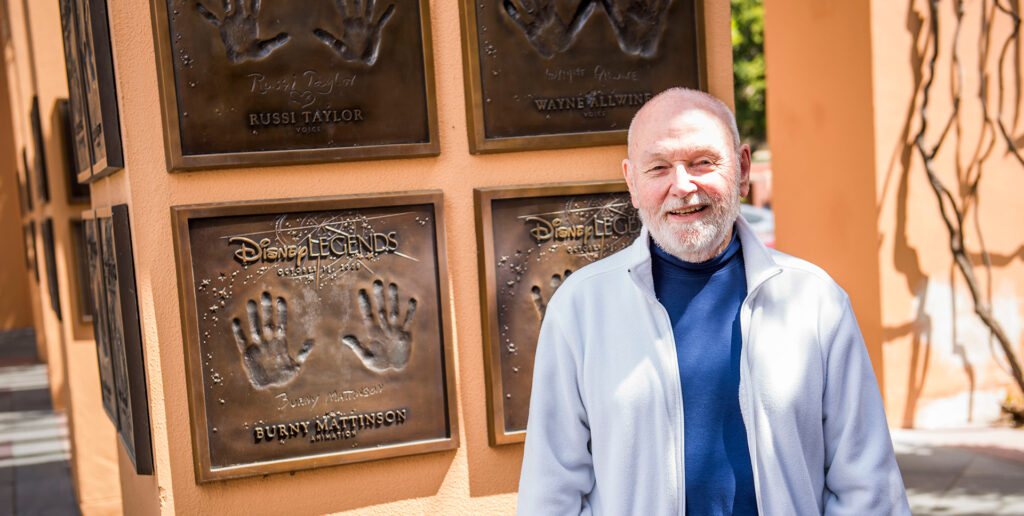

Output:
xmin=647 ymin=165 xmax=669 ymax=173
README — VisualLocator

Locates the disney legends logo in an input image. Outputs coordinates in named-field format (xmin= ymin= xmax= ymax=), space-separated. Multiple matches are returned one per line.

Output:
xmin=524 ymin=213 xmax=640 ymax=246
xmin=228 ymin=226 xmax=399 ymax=266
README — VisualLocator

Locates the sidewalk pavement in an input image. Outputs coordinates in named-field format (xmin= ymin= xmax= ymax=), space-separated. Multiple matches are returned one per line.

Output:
xmin=0 ymin=328 xmax=78 ymax=516
xmin=894 ymin=427 xmax=1024 ymax=515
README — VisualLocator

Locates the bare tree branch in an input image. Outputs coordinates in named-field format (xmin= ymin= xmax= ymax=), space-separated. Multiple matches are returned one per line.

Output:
xmin=914 ymin=0 xmax=1024 ymax=397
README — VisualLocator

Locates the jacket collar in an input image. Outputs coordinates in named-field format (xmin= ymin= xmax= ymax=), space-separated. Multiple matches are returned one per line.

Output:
xmin=625 ymin=215 xmax=782 ymax=298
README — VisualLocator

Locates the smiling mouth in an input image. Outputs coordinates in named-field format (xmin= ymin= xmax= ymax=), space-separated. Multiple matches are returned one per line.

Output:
xmin=668 ymin=205 xmax=708 ymax=216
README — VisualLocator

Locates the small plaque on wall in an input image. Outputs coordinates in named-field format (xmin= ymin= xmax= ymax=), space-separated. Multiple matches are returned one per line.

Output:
xmin=151 ymin=0 xmax=439 ymax=170
xmin=474 ymin=181 xmax=640 ymax=444
xmin=21 ymin=149 xmax=33 ymax=212
xmin=93 ymin=206 xmax=154 ymax=474
xmin=30 ymin=98 xmax=51 ymax=204
xmin=23 ymin=223 xmax=38 ymax=282
xmin=58 ymin=0 xmax=125 ymax=183
xmin=172 ymin=192 xmax=458 ymax=482
xmin=57 ymin=100 xmax=91 ymax=204
xmin=41 ymin=219 xmax=61 ymax=321
xmin=459 ymin=0 xmax=706 ymax=153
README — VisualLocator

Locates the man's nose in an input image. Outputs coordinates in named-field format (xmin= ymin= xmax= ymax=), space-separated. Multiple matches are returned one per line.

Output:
xmin=670 ymin=164 xmax=699 ymax=195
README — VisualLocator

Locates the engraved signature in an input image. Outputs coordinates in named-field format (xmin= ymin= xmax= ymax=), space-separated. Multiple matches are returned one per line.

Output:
xmin=274 ymin=384 xmax=385 ymax=411
xmin=247 ymin=70 xmax=357 ymax=108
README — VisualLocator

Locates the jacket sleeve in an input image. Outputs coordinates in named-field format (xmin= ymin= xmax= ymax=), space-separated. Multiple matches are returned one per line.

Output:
xmin=517 ymin=309 xmax=595 ymax=515
xmin=821 ymin=296 xmax=911 ymax=516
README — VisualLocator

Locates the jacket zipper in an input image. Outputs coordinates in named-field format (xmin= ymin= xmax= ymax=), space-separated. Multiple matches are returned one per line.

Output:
xmin=740 ymin=275 xmax=778 ymax=516
xmin=641 ymin=291 xmax=686 ymax=515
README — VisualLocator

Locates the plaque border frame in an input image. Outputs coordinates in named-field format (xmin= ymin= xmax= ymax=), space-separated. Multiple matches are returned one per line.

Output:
xmin=171 ymin=191 xmax=459 ymax=482
xmin=474 ymin=180 xmax=629 ymax=445
xmin=150 ymin=0 xmax=441 ymax=171
xmin=458 ymin=0 xmax=709 ymax=154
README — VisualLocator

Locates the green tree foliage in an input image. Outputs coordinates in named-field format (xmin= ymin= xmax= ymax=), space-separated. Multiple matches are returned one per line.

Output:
xmin=732 ymin=0 xmax=765 ymax=149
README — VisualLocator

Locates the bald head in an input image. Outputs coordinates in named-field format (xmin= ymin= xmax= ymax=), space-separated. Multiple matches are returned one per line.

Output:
xmin=627 ymin=88 xmax=742 ymax=161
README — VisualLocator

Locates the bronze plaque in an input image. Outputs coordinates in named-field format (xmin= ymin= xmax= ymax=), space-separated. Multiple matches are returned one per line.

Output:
xmin=59 ymin=0 xmax=93 ymax=181
xmin=82 ymin=213 xmax=117 ymax=423
xmin=41 ymin=219 xmax=61 ymax=321
xmin=99 ymin=206 xmax=154 ymax=474
xmin=23 ymin=222 xmax=38 ymax=282
xmin=460 ymin=0 xmax=706 ymax=153
xmin=60 ymin=0 xmax=124 ymax=182
xmin=152 ymin=0 xmax=438 ymax=170
xmin=57 ymin=100 xmax=91 ymax=204
xmin=474 ymin=182 xmax=639 ymax=444
xmin=172 ymin=192 xmax=457 ymax=482
xmin=30 ymin=98 xmax=50 ymax=204
xmin=21 ymin=149 xmax=33 ymax=213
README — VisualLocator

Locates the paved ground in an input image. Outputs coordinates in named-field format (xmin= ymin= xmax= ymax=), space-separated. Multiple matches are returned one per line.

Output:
xmin=894 ymin=427 xmax=1024 ymax=515
xmin=0 ymin=327 xmax=1021 ymax=515
xmin=0 ymin=328 xmax=78 ymax=516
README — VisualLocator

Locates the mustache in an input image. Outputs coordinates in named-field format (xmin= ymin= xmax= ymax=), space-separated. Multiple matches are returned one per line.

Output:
xmin=661 ymin=192 xmax=713 ymax=212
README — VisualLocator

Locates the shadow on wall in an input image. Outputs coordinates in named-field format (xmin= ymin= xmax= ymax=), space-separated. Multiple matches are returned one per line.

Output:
xmin=882 ymin=0 xmax=1024 ymax=428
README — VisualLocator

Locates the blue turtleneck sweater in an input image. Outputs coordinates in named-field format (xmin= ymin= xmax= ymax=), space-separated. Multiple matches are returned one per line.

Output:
xmin=651 ymin=231 xmax=758 ymax=515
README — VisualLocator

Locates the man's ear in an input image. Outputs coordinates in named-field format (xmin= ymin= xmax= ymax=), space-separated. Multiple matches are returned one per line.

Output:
xmin=622 ymin=158 xmax=640 ymax=209
xmin=738 ymin=144 xmax=751 ymax=198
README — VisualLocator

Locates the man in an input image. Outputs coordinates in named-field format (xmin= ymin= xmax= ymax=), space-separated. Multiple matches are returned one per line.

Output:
xmin=517 ymin=88 xmax=909 ymax=515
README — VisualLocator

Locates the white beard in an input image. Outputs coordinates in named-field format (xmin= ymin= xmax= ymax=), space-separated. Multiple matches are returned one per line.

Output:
xmin=639 ymin=180 xmax=741 ymax=263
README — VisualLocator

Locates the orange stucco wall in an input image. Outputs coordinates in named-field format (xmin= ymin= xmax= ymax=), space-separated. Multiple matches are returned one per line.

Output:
xmin=0 ymin=0 xmax=735 ymax=514
xmin=766 ymin=0 xmax=1024 ymax=428
xmin=873 ymin=0 xmax=1024 ymax=428
xmin=0 ymin=62 xmax=33 ymax=331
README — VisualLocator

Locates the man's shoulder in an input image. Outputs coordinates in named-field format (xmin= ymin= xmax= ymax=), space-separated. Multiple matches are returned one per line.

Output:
xmin=763 ymin=248 xmax=849 ymax=300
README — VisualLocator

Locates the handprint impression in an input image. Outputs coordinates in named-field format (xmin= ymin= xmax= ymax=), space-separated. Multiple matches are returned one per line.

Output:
xmin=314 ymin=0 xmax=396 ymax=66
xmin=232 ymin=292 xmax=314 ymax=388
xmin=531 ymin=270 xmax=572 ymax=320
xmin=342 ymin=279 xmax=417 ymax=373
xmin=599 ymin=0 xmax=673 ymax=57
xmin=196 ymin=0 xmax=291 ymax=63
xmin=502 ymin=0 xmax=598 ymax=58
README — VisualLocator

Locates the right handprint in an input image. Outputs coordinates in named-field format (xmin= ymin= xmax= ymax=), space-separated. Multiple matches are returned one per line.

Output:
xmin=598 ymin=0 xmax=673 ymax=57
xmin=313 ymin=0 xmax=396 ymax=66
xmin=342 ymin=279 xmax=417 ymax=372
xmin=530 ymin=269 xmax=572 ymax=320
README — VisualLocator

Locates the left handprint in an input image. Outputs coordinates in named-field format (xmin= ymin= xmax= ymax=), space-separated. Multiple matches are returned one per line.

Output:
xmin=232 ymin=292 xmax=314 ymax=388
xmin=196 ymin=0 xmax=291 ymax=63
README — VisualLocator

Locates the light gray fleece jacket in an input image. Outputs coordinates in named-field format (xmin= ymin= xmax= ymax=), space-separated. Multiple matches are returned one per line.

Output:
xmin=517 ymin=217 xmax=910 ymax=515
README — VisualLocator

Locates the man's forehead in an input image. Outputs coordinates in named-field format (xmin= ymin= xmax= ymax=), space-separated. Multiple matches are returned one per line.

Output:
xmin=642 ymin=103 xmax=726 ymax=132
